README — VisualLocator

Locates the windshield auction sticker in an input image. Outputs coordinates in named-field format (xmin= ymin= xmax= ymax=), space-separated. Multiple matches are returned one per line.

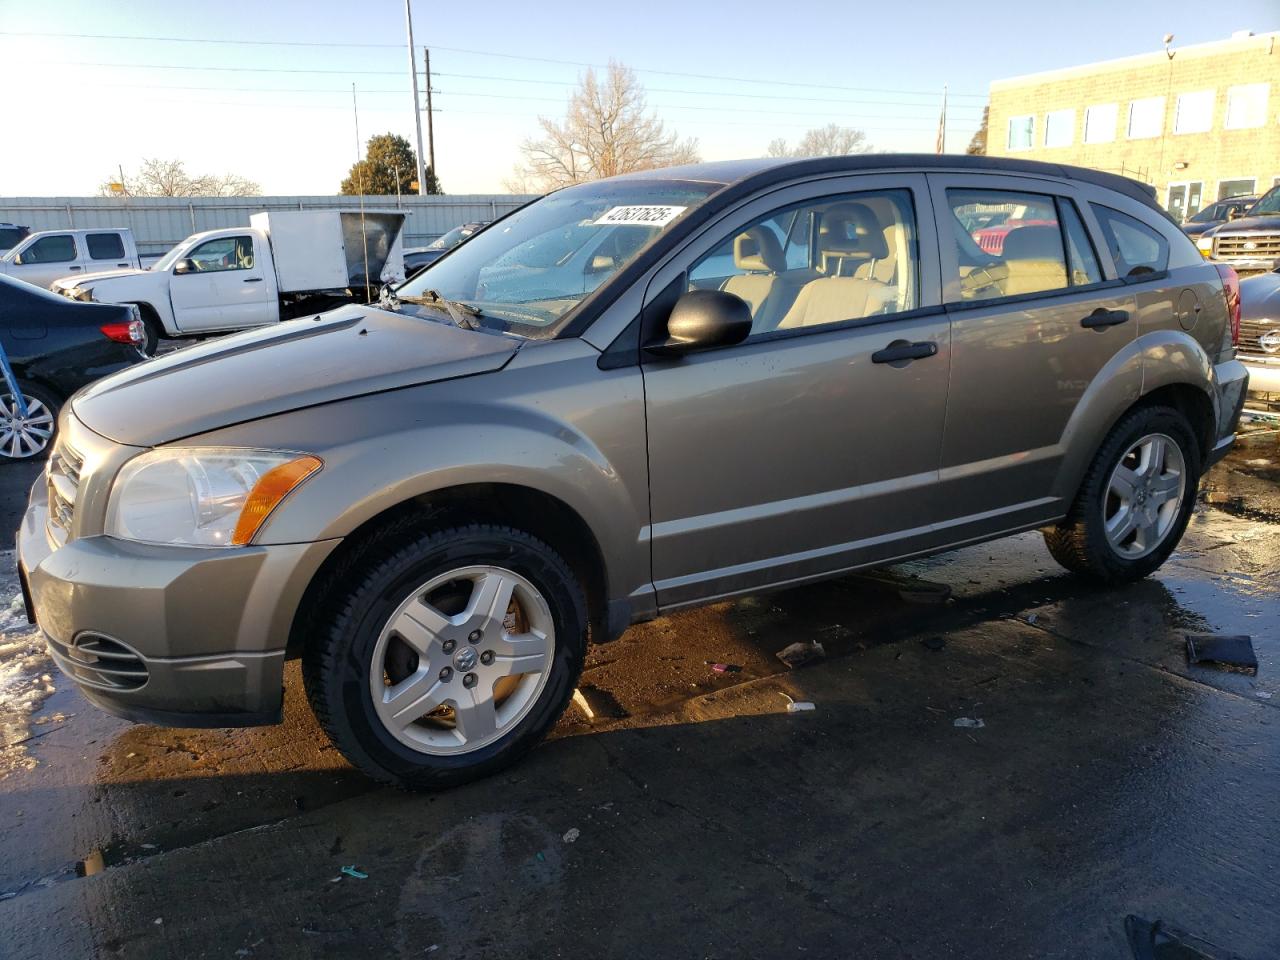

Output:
xmin=593 ymin=205 xmax=688 ymax=227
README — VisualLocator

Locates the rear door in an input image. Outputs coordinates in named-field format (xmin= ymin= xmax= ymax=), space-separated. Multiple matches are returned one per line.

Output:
xmin=84 ymin=231 xmax=134 ymax=271
xmin=641 ymin=174 xmax=953 ymax=608
xmin=926 ymin=173 xmax=1138 ymax=539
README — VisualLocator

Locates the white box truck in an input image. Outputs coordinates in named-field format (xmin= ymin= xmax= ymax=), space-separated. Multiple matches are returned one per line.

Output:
xmin=49 ymin=210 xmax=406 ymax=353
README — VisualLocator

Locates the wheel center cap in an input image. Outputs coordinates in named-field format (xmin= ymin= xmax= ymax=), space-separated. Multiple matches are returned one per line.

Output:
xmin=453 ymin=646 xmax=479 ymax=671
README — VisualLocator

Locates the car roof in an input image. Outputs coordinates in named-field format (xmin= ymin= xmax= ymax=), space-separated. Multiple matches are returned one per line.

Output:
xmin=597 ymin=153 xmax=1162 ymax=212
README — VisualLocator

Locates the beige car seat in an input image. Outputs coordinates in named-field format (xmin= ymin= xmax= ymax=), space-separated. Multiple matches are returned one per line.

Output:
xmin=778 ymin=204 xmax=894 ymax=330
xmin=721 ymin=227 xmax=786 ymax=330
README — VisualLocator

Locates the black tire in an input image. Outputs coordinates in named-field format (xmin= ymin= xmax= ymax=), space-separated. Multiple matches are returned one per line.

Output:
xmin=1043 ymin=405 xmax=1201 ymax=583
xmin=0 ymin=381 xmax=61 ymax=462
xmin=302 ymin=522 xmax=587 ymax=790
xmin=131 ymin=304 xmax=163 ymax=356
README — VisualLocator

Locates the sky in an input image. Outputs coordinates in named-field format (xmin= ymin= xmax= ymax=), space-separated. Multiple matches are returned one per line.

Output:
xmin=1 ymin=0 xmax=1278 ymax=197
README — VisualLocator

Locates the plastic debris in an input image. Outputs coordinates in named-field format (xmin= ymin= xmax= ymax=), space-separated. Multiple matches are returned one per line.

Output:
xmin=562 ymin=828 xmax=580 ymax=844
xmin=154 ymin=918 xmax=163 ymax=926
xmin=779 ymin=692 xmax=816 ymax=713
xmin=571 ymin=688 xmax=594 ymax=720
xmin=897 ymin=578 xmax=953 ymax=604
xmin=953 ymin=717 xmax=985 ymax=729
xmin=1257 ymin=691 xmax=1273 ymax=700
xmin=1185 ymin=634 xmax=1258 ymax=675
xmin=535 ymin=851 xmax=546 ymax=862
xmin=339 ymin=865 xmax=369 ymax=880
xmin=776 ymin=641 xmax=825 ymax=669
xmin=706 ymin=662 xmax=742 ymax=674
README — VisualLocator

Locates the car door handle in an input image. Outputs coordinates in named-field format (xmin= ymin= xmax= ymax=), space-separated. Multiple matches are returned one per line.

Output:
xmin=1081 ymin=307 xmax=1129 ymax=329
xmin=243 ymin=277 xmax=263 ymax=283
xmin=68 ymin=265 xmax=82 ymax=272
xmin=872 ymin=340 xmax=937 ymax=365
xmin=116 ymin=262 xmax=129 ymax=268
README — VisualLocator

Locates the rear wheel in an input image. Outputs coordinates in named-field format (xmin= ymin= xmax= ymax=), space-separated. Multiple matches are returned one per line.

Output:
xmin=1043 ymin=405 xmax=1200 ymax=583
xmin=0 ymin=382 xmax=59 ymax=461
xmin=302 ymin=523 xmax=587 ymax=790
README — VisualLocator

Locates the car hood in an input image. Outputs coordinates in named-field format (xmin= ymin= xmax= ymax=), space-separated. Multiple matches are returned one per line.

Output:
xmin=1210 ymin=214 xmax=1280 ymax=235
xmin=1240 ymin=272 xmax=1280 ymax=320
xmin=1181 ymin=222 xmax=1217 ymax=238
xmin=72 ymin=304 xmax=519 ymax=446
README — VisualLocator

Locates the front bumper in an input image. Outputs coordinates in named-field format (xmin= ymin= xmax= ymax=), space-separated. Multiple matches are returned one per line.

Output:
xmin=17 ymin=477 xmax=339 ymax=727
xmin=1240 ymin=354 xmax=1280 ymax=394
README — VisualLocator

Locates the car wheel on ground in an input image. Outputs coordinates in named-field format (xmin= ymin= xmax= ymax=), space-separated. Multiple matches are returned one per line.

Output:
xmin=302 ymin=522 xmax=587 ymax=790
xmin=0 ymin=382 xmax=59 ymax=461
xmin=132 ymin=305 xmax=163 ymax=357
xmin=1043 ymin=405 xmax=1200 ymax=583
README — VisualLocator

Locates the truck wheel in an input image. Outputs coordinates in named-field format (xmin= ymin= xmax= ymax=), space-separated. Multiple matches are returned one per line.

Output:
xmin=131 ymin=304 xmax=163 ymax=356
xmin=0 ymin=382 xmax=59 ymax=461
xmin=1043 ymin=405 xmax=1200 ymax=583
xmin=302 ymin=523 xmax=587 ymax=789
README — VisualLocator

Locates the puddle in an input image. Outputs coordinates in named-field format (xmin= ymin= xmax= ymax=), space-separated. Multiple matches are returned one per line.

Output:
xmin=0 ymin=549 xmax=56 ymax=778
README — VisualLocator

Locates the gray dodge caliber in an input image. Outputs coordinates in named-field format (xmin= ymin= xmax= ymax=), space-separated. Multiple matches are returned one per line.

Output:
xmin=18 ymin=156 xmax=1249 ymax=788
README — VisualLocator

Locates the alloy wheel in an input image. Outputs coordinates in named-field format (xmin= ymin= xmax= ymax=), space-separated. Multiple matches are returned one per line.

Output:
xmin=1103 ymin=432 xmax=1186 ymax=560
xmin=368 ymin=565 xmax=555 ymax=755
xmin=0 ymin=394 xmax=55 ymax=460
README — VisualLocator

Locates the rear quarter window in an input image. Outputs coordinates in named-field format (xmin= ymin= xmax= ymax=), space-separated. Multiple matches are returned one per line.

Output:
xmin=1091 ymin=205 xmax=1169 ymax=279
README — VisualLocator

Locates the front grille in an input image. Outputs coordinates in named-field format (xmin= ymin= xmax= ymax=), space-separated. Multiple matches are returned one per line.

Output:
xmin=1238 ymin=318 xmax=1280 ymax=358
xmin=46 ymin=632 xmax=149 ymax=691
xmin=1214 ymin=233 xmax=1280 ymax=260
xmin=46 ymin=441 xmax=83 ymax=546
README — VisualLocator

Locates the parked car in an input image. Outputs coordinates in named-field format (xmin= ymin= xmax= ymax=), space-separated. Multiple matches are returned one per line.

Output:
xmin=1181 ymin=196 xmax=1257 ymax=239
xmin=49 ymin=210 xmax=407 ymax=354
xmin=0 ymin=223 xmax=29 ymax=253
xmin=17 ymin=155 xmax=1248 ymax=788
xmin=0 ymin=228 xmax=141 ymax=290
xmin=0 ymin=274 xmax=144 ymax=460
xmin=1238 ymin=267 xmax=1280 ymax=394
xmin=404 ymin=221 xmax=489 ymax=275
xmin=1195 ymin=184 xmax=1280 ymax=275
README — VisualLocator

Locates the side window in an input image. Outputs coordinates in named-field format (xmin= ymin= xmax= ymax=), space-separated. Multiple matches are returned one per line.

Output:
xmin=23 ymin=234 xmax=77 ymax=264
xmin=687 ymin=189 xmax=918 ymax=335
xmin=1091 ymin=206 xmax=1169 ymax=279
xmin=946 ymin=189 xmax=1067 ymax=302
xmin=1059 ymin=200 xmax=1102 ymax=286
xmin=183 ymin=236 xmax=255 ymax=273
xmin=86 ymin=232 xmax=126 ymax=260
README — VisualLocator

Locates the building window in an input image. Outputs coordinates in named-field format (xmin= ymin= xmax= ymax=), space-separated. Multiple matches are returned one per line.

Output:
xmin=1044 ymin=108 xmax=1075 ymax=147
xmin=1225 ymin=84 xmax=1269 ymax=129
xmin=1007 ymin=115 xmax=1034 ymax=151
xmin=1174 ymin=90 xmax=1215 ymax=134
xmin=1218 ymin=179 xmax=1255 ymax=200
xmin=1127 ymin=97 xmax=1165 ymax=139
xmin=1084 ymin=103 xmax=1118 ymax=143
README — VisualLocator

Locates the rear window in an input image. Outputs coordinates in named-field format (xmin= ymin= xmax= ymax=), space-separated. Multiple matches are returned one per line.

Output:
xmin=86 ymin=232 xmax=126 ymax=260
xmin=1091 ymin=206 xmax=1169 ymax=279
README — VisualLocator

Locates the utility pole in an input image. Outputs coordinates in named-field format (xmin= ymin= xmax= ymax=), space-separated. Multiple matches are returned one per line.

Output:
xmin=424 ymin=47 xmax=436 ymax=187
xmin=404 ymin=0 xmax=427 ymax=195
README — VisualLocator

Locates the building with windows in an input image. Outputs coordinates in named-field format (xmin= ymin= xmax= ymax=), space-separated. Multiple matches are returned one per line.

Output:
xmin=986 ymin=32 xmax=1280 ymax=221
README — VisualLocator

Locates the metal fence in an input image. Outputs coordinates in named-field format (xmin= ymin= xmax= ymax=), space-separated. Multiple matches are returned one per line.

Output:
xmin=0 ymin=194 xmax=537 ymax=257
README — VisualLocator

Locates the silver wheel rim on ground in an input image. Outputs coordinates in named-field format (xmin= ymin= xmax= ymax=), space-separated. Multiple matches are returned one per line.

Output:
xmin=368 ymin=565 xmax=555 ymax=756
xmin=0 ymin=394 xmax=54 ymax=460
xmin=1103 ymin=432 xmax=1186 ymax=560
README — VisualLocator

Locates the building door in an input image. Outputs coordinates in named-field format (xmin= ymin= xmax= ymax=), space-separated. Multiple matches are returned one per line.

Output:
xmin=1166 ymin=183 xmax=1203 ymax=223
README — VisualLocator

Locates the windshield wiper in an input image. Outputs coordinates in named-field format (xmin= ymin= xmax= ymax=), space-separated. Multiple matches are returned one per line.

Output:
xmin=396 ymin=289 xmax=482 ymax=330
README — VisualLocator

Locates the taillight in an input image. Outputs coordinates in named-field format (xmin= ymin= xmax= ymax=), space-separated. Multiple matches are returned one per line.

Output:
xmin=100 ymin=322 xmax=136 ymax=344
xmin=1214 ymin=263 xmax=1241 ymax=346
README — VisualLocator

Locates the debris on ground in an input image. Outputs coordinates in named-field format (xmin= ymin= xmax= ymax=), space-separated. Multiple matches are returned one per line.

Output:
xmin=953 ymin=717 xmax=985 ymax=729
xmin=1124 ymin=914 xmax=1237 ymax=959
xmin=705 ymin=661 xmax=742 ymax=674
xmin=1256 ymin=691 xmax=1272 ymax=700
xmin=339 ymin=865 xmax=368 ymax=880
xmin=896 ymin=578 xmax=953 ymax=604
xmin=776 ymin=641 xmax=825 ymax=669
xmin=1185 ymin=634 xmax=1258 ymax=675
xmin=571 ymin=688 xmax=594 ymax=720
xmin=779 ymin=693 xmax=816 ymax=713
xmin=921 ymin=636 xmax=947 ymax=652
xmin=562 ymin=828 xmax=580 ymax=844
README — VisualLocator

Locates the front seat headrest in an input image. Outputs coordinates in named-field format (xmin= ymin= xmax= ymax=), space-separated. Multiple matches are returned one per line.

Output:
xmin=818 ymin=203 xmax=890 ymax=261
xmin=733 ymin=226 xmax=786 ymax=272
xmin=1001 ymin=225 xmax=1062 ymax=261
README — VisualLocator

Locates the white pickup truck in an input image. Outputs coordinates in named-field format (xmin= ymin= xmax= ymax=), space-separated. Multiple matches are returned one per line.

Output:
xmin=50 ymin=210 xmax=406 ymax=352
xmin=0 ymin=228 xmax=142 ymax=289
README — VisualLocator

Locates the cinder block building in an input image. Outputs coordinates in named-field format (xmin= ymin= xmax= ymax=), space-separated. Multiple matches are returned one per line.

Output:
xmin=986 ymin=31 xmax=1280 ymax=222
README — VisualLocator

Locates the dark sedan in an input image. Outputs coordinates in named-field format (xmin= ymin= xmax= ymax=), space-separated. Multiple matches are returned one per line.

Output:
xmin=0 ymin=274 xmax=144 ymax=460
xmin=403 ymin=221 xmax=490 ymax=275
xmin=1182 ymin=196 xmax=1258 ymax=238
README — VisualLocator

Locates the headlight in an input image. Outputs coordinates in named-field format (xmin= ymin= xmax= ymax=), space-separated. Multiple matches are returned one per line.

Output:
xmin=106 ymin=448 xmax=322 ymax=547
xmin=1196 ymin=236 xmax=1214 ymax=257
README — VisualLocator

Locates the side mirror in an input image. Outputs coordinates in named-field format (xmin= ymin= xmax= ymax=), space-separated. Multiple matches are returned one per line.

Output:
xmin=645 ymin=289 xmax=753 ymax=357
xmin=173 ymin=258 xmax=196 ymax=275
xmin=10 ymin=254 xmax=23 ymax=266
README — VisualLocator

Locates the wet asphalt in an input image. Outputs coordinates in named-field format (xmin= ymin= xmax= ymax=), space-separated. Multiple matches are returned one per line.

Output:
xmin=0 ymin=422 xmax=1277 ymax=959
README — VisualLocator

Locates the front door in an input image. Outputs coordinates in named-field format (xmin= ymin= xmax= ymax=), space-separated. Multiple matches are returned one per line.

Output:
xmin=641 ymin=175 xmax=952 ymax=608
xmin=10 ymin=233 xmax=81 ymax=289
xmin=927 ymin=174 xmax=1139 ymax=541
xmin=169 ymin=234 xmax=273 ymax=331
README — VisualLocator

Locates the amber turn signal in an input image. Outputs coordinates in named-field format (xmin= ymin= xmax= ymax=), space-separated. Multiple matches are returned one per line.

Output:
xmin=231 ymin=455 xmax=323 ymax=545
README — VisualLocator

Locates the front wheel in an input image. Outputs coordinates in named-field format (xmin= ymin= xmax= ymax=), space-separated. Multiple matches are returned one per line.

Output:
xmin=302 ymin=523 xmax=587 ymax=790
xmin=1043 ymin=405 xmax=1200 ymax=583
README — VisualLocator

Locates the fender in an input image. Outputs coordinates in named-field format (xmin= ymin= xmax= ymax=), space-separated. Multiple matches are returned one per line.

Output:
xmin=1053 ymin=327 xmax=1214 ymax=504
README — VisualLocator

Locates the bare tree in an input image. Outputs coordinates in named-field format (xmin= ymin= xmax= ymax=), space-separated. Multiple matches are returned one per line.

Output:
xmin=100 ymin=158 xmax=261 ymax=197
xmin=509 ymin=62 xmax=700 ymax=191
xmin=766 ymin=124 xmax=873 ymax=158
